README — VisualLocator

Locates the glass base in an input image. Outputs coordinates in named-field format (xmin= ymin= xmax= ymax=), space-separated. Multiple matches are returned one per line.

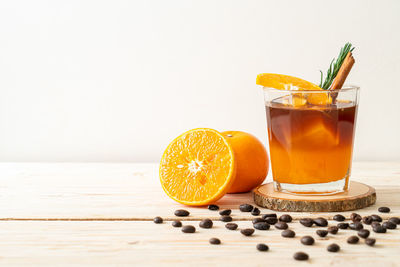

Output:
xmin=273 ymin=176 xmax=349 ymax=196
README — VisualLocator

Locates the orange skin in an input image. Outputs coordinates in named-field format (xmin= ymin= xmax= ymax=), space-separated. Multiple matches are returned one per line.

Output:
xmin=222 ymin=131 xmax=269 ymax=193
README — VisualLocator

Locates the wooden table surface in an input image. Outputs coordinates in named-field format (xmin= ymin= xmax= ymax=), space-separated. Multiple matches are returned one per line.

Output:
xmin=0 ymin=162 xmax=399 ymax=266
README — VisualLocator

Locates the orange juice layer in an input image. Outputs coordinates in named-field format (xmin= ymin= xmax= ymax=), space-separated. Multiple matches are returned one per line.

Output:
xmin=266 ymin=101 xmax=357 ymax=184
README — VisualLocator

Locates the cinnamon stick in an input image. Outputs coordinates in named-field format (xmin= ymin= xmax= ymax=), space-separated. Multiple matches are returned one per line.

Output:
xmin=330 ymin=52 xmax=355 ymax=90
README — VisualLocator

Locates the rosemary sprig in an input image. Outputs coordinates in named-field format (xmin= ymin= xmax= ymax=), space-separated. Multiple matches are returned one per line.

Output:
xmin=319 ymin=43 xmax=355 ymax=90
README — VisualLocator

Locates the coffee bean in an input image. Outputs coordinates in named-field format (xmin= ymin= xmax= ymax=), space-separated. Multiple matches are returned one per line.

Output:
xmin=209 ymin=237 xmax=221 ymax=245
xmin=254 ymin=222 xmax=270 ymax=230
xmin=362 ymin=216 xmax=373 ymax=225
xmin=389 ymin=217 xmax=400 ymax=225
xmin=265 ymin=217 xmax=278 ymax=225
xmin=256 ymin=243 xmax=269 ymax=251
xmin=313 ymin=217 xmax=328 ymax=227
xmin=372 ymin=225 xmax=386 ymax=233
xmin=349 ymin=222 xmax=363 ymax=230
xmin=365 ymin=238 xmax=376 ymax=246
xmin=220 ymin=215 xmax=232 ymax=222
xmin=300 ymin=218 xmax=314 ymax=227
xmin=371 ymin=222 xmax=381 ymax=228
xmin=347 ymin=236 xmax=359 ymax=244
xmin=153 ymin=216 xmax=163 ymax=224
xmin=262 ymin=213 xmax=277 ymax=219
xmin=239 ymin=204 xmax=253 ymax=212
xmin=240 ymin=228 xmax=255 ymax=236
xmin=219 ymin=209 xmax=231 ymax=216
xmin=337 ymin=222 xmax=349 ymax=229
xmin=281 ymin=229 xmax=296 ymax=238
xmin=181 ymin=225 xmax=196 ymax=233
xmin=252 ymin=218 xmax=266 ymax=224
xmin=275 ymin=221 xmax=288 ymax=230
xmin=199 ymin=218 xmax=213 ymax=229
xmin=300 ymin=236 xmax=314 ymax=245
xmin=371 ymin=214 xmax=382 ymax=222
xmin=328 ymin=226 xmax=339 ymax=234
xmin=316 ymin=230 xmax=328 ymax=237
xmin=279 ymin=214 xmax=292 ymax=223
xmin=251 ymin=208 xmax=261 ymax=216
xmin=225 ymin=223 xmax=238 ymax=230
xmin=357 ymin=229 xmax=370 ymax=239
xmin=350 ymin=213 xmax=362 ymax=222
xmin=174 ymin=209 xmax=190 ymax=217
xmin=333 ymin=214 xmax=346 ymax=221
xmin=327 ymin=243 xmax=340 ymax=252
xmin=378 ymin=206 xmax=390 ymax=213
xmin=382 ymin=221 xmax=397 ymax=230
xmin=208 ymin=204 xmax=219 ymax=211
xmin=293 ymin=252 xmax=309 ymax=261
xmin=172 ymin=220 xmax=182 ymax=227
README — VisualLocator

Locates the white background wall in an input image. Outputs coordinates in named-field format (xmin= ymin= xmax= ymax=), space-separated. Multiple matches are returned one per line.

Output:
xmin=0 ymin=0 xmax=399 ymax=162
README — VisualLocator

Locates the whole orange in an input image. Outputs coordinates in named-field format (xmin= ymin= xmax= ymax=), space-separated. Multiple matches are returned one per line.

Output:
xmin=222 ymin=131 xmax=269 ymax=193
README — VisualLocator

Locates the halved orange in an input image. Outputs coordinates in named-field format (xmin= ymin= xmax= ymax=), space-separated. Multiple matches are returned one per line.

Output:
xmin=256 ymin=73 xmax=331 ymax=105
xmin=159 ymin=128 xmax=236 ymax=206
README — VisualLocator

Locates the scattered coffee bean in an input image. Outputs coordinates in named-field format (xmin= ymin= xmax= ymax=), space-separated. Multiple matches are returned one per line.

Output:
xmin=251 ymin=208 xmax=261 ymax=216
xmin=300 ymin=218 xmax=314 ymax=227
xmin=365 ymin=238 xmax=376 ymax=246
xmin=300 ymin=236 xmax=315 ymax=245
xmin=371 ymin=214 xmax=382 ymax=222
xmin=240 ymin=228 xmax=255 ymax=236
xmin=252 ymin=218 xmax=266 ymax=224
xmin=199 ymin=218 xmax=213 ymax=229
xmin=275 ymin=221 xmax=288 ymax=230
xmin=357 ymin=229 xmax=370 ymax=239
xmin=382 ymin=221 xmax=397 ymax=230
xmin=371 ymin=222 xmax=381 ymax=228
xmin=208 ymin=204 xmax=219 ymax=211
xmin=349 ymin=222 xmax=363 ymax=230
xmin=389 ymin=217 xmax=400 ymax=225
xmin=279 ymin=214 xmax=292 ymax=223
xmin=372 ymin=225 xmax=386 ymax=233
xmin=314 ymin=217 xmax=328 ymax=227
xmin=347 ymin=236 xmax=359 ymax=244
xmin=181 ymin=225 xmax=196 ymax=233
xmin=219 ymin=209 xmax=231 ymax=216
xmin=239 ymin=204 xmax=253 ymax=212
xmin=262 ymin=213 xmax=277 ymax=219
xmin=256 ymin=243 xmax=269 ymax=251
xmin=316 ymin=230 xmax=328 ymax=237
xmin=220 ymin=215 xmax=232 ymax=222
xmin=209 ymin=237 xmax=221 ymax=245
xmin=265 ymin=217 xmax=278 ymax=225
xmin=254 ymin=222 xmax=270 ymax=230
xmin=172 ymin=220 xmax=182 ymax=227
xmin=350 ymin=213 xmax=362 ymax=222
xmin=362 ymin=216 xmax=373 ymax=225
xmin=281 ymin=229 xmax=296 ymax=238
xmin=328 ymin=226 xmax=339 ymax=234
xmin=333 ymin=214 xmax=346 ymax=222
xmin=337 ymin=222 xmax=349 ymax=229
xmin=327 ymin=243 xmax=340 ymax=252
xmin=293 ymin=252 xmax=309 ymax=261
xmin=174 ymin=209 xmax=190 ymax=217
xmin=153 ymin=216 xmax=163 ymax=224
xmin=225 ymin=223 xmax=238 ymax=230
xmin=378 ymin=206 xmax=390 ymax=213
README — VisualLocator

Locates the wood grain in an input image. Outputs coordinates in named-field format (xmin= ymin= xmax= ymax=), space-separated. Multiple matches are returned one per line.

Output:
xmin=254 ymin=181 xmax=376 ymax=212
xmin=0 ymin=162 xmax=399 ymax=266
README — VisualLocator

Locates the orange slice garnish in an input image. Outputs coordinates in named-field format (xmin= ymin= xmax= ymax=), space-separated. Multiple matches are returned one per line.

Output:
xmin=159 ymin=128 xmax=236 ymax=206
xmin=256 ymin=73 xmax=331 ymax=105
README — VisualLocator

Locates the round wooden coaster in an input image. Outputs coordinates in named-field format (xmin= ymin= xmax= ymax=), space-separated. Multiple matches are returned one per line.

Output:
xmin=253 ymin=181 xmax=376 ymax=212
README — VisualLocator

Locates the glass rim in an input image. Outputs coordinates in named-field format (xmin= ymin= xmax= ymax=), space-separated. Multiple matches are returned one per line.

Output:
xmin=262 ymin=85 xmax=360 ymax=93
